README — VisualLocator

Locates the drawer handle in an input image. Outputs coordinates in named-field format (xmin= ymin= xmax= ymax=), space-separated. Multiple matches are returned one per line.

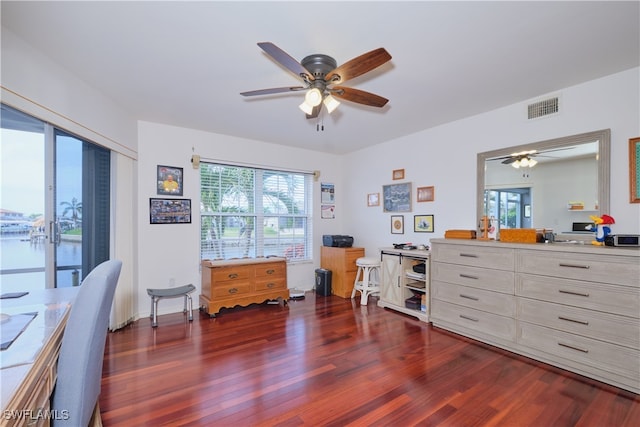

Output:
xmin=228 ymin=273 xmax=239 ymax=279
xmin=558 ymin=289 xmax=590 ymax=297
xmin=459 ymin=274 xmax=479 ymax=280
xmin=266 ymin=269 xmax=276 ymax=275
xmin=459 ymin=294 xmax=479 ymax=301
xmin=228 ymin=288 xmax=238 ymax=294
xmin=558 ymin=263 xmax=590 ymax=269
xmin=267 ymin=282 xmax=275 ymax=288
xmin=558 ymin=316 xmax=589 ymax=326
xmin=459 ymin=314 xmax=479 ymax=322
xmin=558 ymin=342 xmax=589 ymax=353
xmin=459 ymin=253 xmax=478 ymax=258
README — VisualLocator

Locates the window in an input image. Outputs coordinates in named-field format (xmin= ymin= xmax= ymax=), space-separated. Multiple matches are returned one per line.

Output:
xmin=200 ymin=163 xmax=313 ymax=262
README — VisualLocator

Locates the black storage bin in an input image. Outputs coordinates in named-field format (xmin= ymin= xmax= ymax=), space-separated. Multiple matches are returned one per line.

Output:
xmin=315 ymin=268 xmax=332 ymax=296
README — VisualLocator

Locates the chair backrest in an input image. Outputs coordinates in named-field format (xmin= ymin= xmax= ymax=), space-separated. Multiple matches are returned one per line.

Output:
xmin=51 ymin=259 xmax=122 ymax=426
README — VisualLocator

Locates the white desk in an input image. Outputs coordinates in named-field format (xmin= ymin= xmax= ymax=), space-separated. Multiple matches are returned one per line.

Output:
xmin=1 ymin=287 xmax=78 ymax=426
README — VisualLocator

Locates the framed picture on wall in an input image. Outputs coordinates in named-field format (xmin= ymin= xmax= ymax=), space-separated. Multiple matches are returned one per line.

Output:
xmin=382 ymin=182 xmax=412 ymax=212
xmin=391 ymin=215 xmax=404 ymax=234
xmin=150 ymin=198 xmax=191 ymax=224
xmin=157 ymin=165 xmax=184 ymax=196
xmin=630 ymin=137 xmax=640 ymax=203
xmin=392 ymin=169 xmax=405 ymax=180
xmin=367 ymin=193 xmax=380 ymax=207
xmin=417 ymin=186 xmax=434 ymax=202
xmin=414 ymin=215 xmax=434 ymax=233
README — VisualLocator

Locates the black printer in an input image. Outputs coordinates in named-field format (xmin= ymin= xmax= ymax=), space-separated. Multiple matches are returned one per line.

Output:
xmin=322 ymin=235 xmax=354 ymax=247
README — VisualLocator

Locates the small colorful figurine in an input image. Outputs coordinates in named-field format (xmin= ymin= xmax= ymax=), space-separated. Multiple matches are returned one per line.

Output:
xmin=587 ymin=214 xmax=615 ymax=246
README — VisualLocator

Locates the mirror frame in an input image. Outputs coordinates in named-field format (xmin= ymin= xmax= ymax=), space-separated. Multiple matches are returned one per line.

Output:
xmin=477 ymin=129 xmax=610 ymax=229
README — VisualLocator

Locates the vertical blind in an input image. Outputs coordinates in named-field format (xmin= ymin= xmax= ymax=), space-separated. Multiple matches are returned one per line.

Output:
xmin=200 ymin=163 xmax=313 ymax=261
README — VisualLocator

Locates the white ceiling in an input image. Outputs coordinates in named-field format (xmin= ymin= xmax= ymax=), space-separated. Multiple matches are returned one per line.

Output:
xmin=2 ymin=1 xmax=638 ymax=155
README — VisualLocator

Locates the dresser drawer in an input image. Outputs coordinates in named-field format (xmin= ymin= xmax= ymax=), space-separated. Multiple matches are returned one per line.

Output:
xmin=432 ymin=262 xmax=514 ymax=293
xmin=255 ymin=261 xmax=286 ymax=279
xmin=518 ymin=298 xmax=639 ymax=349
xmin=433 ymin=281 xmax=515 ymax=317
xmin=211 ymin=265 xmax=253 ymax=283
xmin=432 ymin=244 xmax=514 ymax=271
xmin=254 ymin=277 xmax=286 ymax=292
xmin=211 ymin=282 xmax=252 ymax=298
xmin=518 ymin=322 xmax=640 ymax=383
xmin=432 ymin=300 xmax=515 ymax=341
xmin=517 ymin=250 xmax=640 ymax=287
xmin=516 ymin=273 xmax=640 ymax=318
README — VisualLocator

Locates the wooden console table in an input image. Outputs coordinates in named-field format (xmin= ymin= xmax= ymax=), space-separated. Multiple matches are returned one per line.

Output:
xmin=199 ymin=257 xmax=288 ymax=316
xmin=1 ymin=287 xmax=78 ymax=427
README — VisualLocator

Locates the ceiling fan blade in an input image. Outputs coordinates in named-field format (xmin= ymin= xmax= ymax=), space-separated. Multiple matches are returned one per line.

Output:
xmin=306 ymin=105 xmax=321 ymax=120
xmin=331 ymin=86 xmax=389 ymax=107
xmin=325 ymin=48 xmax=392 ymax=84
xmin=257 ymin=42 xmax=314 ymax=81
xmin=501 ymin=157 xmax=518 ymax=164
xmin=240 ymin=86 xmax=305 ymax=96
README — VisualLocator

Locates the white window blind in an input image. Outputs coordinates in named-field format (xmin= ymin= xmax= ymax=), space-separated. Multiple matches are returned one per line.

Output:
xmin=200 ymin=162 xmax=313 ymax=261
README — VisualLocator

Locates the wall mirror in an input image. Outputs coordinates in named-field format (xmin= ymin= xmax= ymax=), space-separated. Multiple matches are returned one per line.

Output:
xmin=477 ymin=129 xmax=610 ymax=235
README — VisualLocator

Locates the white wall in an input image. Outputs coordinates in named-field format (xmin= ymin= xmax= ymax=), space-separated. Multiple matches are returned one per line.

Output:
xmin=136 ymin=122 xmax=346 ymax=317
xmin=344 ymin=68 xmax=640 ymax=257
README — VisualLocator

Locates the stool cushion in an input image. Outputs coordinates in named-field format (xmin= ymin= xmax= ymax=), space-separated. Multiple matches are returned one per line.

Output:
xmin=356 ymin=257 xmax=380 ymax=267
xmin=147 ymin=284 xmax=195 ymax=297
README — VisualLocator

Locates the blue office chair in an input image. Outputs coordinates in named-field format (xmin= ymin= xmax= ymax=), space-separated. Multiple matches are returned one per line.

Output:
xmin=51 ymin=259 xmax=122 ymax=426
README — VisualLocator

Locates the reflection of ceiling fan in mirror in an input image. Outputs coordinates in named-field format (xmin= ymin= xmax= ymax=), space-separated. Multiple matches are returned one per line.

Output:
xmin=240 ymin=42 xmax=392 ymax=119
xmin=490 ymin=147 xmax=576 ymax=168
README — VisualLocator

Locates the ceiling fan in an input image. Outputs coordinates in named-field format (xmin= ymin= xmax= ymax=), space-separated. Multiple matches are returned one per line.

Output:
xmin=240 ymin=42 xmax=392 ymax=119
xmin=490 ymin=147 xmax=576 ymax=168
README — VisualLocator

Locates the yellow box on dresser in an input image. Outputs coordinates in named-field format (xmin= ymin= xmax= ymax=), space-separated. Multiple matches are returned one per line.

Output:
xmin=200 ymin=257 xmax=288 ymax=317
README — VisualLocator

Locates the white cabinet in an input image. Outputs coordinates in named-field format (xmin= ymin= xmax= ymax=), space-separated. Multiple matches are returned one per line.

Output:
xmin=377 ymin=248 xmax=429 ymax=322
xmin=431 ymin=238 xmax=640 ymax=394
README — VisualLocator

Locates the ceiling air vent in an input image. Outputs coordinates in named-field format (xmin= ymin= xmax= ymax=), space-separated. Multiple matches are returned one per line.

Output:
xmin=527 ymin=96 xmax=559 ymax=120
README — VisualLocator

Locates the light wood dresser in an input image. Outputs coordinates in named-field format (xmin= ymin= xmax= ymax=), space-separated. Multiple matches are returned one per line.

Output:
xmin=430 ymin=238 xmax=640 ymax=394
xmin=199 ymin=257 xmax=288 ymax=316
xmin=320 ymin=246 xmax=365 ymax=298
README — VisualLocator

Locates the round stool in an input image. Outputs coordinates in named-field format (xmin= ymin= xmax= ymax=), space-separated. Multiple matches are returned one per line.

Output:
xmin=351 ymin=257 xmax=381 ymax=305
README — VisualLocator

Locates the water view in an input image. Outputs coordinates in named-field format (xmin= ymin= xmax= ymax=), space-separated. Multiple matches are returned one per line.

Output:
xmin=0 ymin=232 xmax=81 ymax=293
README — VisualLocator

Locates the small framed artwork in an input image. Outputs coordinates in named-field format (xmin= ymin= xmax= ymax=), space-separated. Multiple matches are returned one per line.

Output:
xmin=150 ymin=198 xmax=191 ymax=224
xmin=392 ymin=169 xmax=405 ymax=180
xmin=391 ymin=215 xmax=404 ymax=234
xmin=383 ymin=182 xmax=412 ymax=212
xmin=157 ymin=165 xmax=184 ymax=196
xmin=367 ymin=193 xmax=380 ymax=207
xmin=417 ymin=186 xmax=435 ymax=202
xmin=630 ymin=137 xmax=640 ymax=203
xmin=414 ymin=215 xmax=434 ymax=233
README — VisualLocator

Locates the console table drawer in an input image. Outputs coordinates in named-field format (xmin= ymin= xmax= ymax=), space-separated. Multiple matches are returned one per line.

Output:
xmin=518 ymin=323 xmax=640 ymax=382
xmin=518 ymin=298 xmax=639 ymax=349
xmin=432 ymin=244 xmax=514 ymax=271
xmin=516 ymin=273 xmax=640 ymax=318
xmin=517 ymin=250 xmax=640 ymax=286
xmin=433 ymin=281 xmax=515 ymax=317
xmin=432 ymin=300 xmax=515 ymax=341
xmin=432 ymin=262 xmax=514 ymax=293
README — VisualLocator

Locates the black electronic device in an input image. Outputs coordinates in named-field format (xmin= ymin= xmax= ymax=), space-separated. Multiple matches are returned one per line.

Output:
xmin=604 ymin=234 xmax=640 ymax=247
xmin=322 ymin=235 xmax=354 ymax=247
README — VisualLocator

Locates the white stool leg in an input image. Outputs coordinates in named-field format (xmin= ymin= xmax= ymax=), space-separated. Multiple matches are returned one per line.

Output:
xmin=360 ymin=266 xmax=371 ymax=305
xmin=351 ymin=266 xmax=362 ymax=299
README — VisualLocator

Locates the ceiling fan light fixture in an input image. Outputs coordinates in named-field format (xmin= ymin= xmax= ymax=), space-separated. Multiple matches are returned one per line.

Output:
xmin=528 ymin=158 xmax=538 ymax=167
xmin=323 ymin=94 xmax=340 ymax=114
xmin=512 ymin=160 xmax=521 ymax=169
xmin=299 ymin=101 xmax=314 ymax=115
xmin=304 ymin=88 xmax=323 ymax=107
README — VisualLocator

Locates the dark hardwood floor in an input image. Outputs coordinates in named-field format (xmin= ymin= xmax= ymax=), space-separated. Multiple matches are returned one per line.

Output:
xmin=100 ymin=292 xmax=640 ymax=426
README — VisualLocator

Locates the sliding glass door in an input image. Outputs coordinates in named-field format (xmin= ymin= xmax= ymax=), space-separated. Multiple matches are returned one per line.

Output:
xmin=0 ymin=104 xmax=110 ymax=290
